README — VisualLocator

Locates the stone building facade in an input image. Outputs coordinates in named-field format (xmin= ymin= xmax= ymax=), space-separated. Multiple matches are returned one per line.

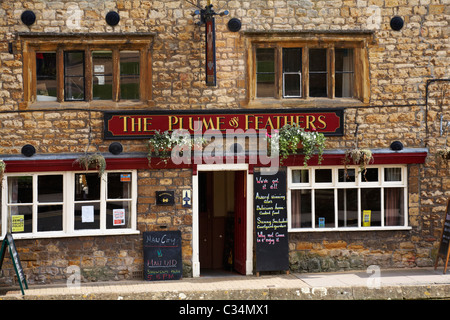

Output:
xmin=0 ymin=0 xmax=448 ymax=285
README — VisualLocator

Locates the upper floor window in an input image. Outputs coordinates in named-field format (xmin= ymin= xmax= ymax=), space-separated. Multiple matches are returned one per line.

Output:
xmin=35 ymin=49 xmax=141 ymax=102
xmin=247 ymin=31 xmax=371 ymax=106
xmin=20 ymin=33 xmax=154 ymax=107
xmin=256 ymin=46 xmax=354 ymax=99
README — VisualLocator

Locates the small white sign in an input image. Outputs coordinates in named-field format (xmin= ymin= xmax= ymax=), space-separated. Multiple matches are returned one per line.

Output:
xmin=94 ymin=65 xmax=105 ymax=73
xmin=82 ymin=206 xmax=94 ymax=223
xmin=113 ymin=209 xmax=125 ymax=226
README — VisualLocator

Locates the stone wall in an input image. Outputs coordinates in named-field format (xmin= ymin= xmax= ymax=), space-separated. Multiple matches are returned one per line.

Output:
xmin=0 ymin=0 xmax=448 ymax=283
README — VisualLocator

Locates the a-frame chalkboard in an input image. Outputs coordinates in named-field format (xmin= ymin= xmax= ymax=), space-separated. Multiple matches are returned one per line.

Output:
xmin=435 ymin=199 xmax=450 ymax=274
xmin=0 ymin=233 xmax=28 ymax=295
xmin=143 ymin=231 xmax=182 ymax=281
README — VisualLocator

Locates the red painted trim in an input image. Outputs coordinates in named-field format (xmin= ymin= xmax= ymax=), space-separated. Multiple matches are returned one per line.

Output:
xmin=4 ymin=158 xmax=152 ymax=173
xmin=3 ymin=152 xmax=427 ymax=173
xmin=278 ymin=152 xmax=428 ymax=167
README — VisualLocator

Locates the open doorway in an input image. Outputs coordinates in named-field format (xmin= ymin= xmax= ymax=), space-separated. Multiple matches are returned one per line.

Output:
xmin=198 ymin=171 xmax=247 ymax=276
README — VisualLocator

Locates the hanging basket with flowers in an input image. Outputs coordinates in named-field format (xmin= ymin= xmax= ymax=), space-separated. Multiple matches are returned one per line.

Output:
xmin=74 ymin=153 xmax=107 ymax=177
xmin=436 ymin=147 xmax=450 ymax=162
xmin=344 ymin=148 xmax=374 ymax=174
xmin=147 ymin=130 xmax=205 ymax=165
xmin=266 ymin=123 xmax=326 ymax=166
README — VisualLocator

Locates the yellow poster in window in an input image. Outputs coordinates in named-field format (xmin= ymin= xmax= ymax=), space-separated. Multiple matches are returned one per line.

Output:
xmin=12 ymin=215 xmax=24 ymax=232
xmin=363 ymin=210 xmax=371 ymax=227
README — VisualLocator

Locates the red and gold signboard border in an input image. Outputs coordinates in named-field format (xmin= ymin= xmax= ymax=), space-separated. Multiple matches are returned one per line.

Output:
xmin=103 ymin=108 xmax=345 ymax=139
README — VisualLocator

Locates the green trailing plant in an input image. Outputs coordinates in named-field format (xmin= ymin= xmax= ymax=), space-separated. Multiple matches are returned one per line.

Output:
xmin=436 ymin=147 xmax=450 ymax=163
xmin=0 ymin=160 xmax=5 ymax=187
xmin=147 ymin=130 xmax=205 ymax=165
xmin=344 ymin=148 xmax=374 ymax=174
xmin=344 ymin=121 xmax=374 ymax=176
xmin=148 ymin=130 xmax=174 ymax=161
xmin=267 ymin=123 xmax=326 ymax=166
xmin=74 ymin=153 xmax=106 ymax=177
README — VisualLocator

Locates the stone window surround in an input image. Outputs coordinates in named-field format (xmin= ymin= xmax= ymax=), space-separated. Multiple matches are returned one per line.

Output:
xmin=243 ymin=30 xmax=374 ymax=109
xmin=18 ymin=32 xmax=155 ymax=110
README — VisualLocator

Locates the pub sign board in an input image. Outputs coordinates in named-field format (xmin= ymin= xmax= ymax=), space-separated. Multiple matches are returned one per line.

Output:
xmin=205 ymin=17 xmax=216 ymax=86
xmin=156 ymin=191 xmax=175 ymax=205
xmin=143 ymin=231 xmax=182 ymax=281
xmin=104 ymin=108 xmax=344 ymax=139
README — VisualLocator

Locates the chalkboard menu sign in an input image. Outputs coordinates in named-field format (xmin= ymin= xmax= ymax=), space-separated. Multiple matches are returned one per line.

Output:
xmin=0 ymin=233 xmax=28 ymax=295
xmin=254 ymin=168 xmax=289 ymax=272
xmin=435 ymin=199 xmax=450 ymax=274
xmin=143 ymin=231 xmax=182 ymax=281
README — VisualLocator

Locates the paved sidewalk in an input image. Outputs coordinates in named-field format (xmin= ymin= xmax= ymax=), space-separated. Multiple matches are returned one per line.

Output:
xmin=1 ymin=267 xmax=450 ymax=300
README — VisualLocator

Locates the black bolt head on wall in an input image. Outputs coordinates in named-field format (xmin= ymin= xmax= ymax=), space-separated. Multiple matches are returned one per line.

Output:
xmin=109 ymin=142 xmax=123 ymax=155
xmin=227 ymin=18 xmax=241 ymax=32
xmin=390 ymin=16 xmax=404 ymax=31
xmin=21 ymin=144 xmax=36 ymax=157
xmin=390 ymin=141 xmax=404 ymax=151
xmin=21 ymin=10 xmax=36 ymax=26
xmin=105 ymin=11 xmax=120 ymax=26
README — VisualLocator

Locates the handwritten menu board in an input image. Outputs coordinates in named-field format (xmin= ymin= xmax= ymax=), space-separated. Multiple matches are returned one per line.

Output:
xmin=143 ymin=231 xmax=182 ymax=281
xmin=435 ymin=199 xmax=450 ymax=273
xmin=254 ymin=168 xmax=289 ymax=272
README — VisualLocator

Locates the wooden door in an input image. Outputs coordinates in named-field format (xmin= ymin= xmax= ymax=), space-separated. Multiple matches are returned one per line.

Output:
xmin=199 ymin=172 xmax=213 ymax=268
xmin=233 ymin=171 xmax=247 ymax=274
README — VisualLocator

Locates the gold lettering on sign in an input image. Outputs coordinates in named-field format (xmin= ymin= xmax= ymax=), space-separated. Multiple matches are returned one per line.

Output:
xmin=115 ymin=112 xmax=336 ymax=135
xmin=318 ymin=115 xmax=327 ymax=130
xmin=120 ymin=116 xmax=152 ymax=132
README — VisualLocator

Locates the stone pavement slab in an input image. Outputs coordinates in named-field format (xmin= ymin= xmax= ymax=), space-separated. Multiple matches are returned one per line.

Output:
xmin=1 ymin=267 xmax=450 ymax=300
xmin=295 ymin=267 xmax=450 ymax=287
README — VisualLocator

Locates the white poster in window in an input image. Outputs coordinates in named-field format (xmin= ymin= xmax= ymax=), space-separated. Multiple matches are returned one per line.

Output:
xmin=113 ymin=209 xmax=125 ymax=226
xmin=82 ymin=206 xmax=94 ymax=223
xmin=94 ymin=65 xmax=105 ymax=85
xmin=94 ymin=65 xmax=104 ymax=73
xmin=96 ymin=75 xmax=105 ymax=85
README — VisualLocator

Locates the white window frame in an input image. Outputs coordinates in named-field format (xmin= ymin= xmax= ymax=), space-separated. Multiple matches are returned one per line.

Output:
xmin=1 ymin=170 xmax=139 ymax=239
xmin=287 ymin=165 xmax=410 ymax=232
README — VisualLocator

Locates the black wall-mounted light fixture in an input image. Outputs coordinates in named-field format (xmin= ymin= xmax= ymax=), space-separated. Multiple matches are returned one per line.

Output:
xmin=21 ymin=144 xmax=36 ymax=157
xmin=227 ymin=18 xmax=241 ymax=32
xmin=108 ymin=142 xmax=123 ymax=155
xmin=390 ymin=16 xmax=404 ymax=31
xmin=390 ymin=141 xmax=404 ymax=151
xmin=21 ymin=10 xmax=36 ymax=26
xmin=105 ymin=11 xmax=120 ymax=26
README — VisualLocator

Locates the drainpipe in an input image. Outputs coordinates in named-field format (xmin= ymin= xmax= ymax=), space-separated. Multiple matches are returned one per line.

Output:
xmin=425 ymin=79 xmax=450 ymax=146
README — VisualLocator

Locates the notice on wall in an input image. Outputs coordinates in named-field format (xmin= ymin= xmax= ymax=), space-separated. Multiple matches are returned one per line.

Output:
xmin=254 ymin=168 xmax=289 ymax=272
xmin=143 ymin=231 xmax=182 ymax=281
